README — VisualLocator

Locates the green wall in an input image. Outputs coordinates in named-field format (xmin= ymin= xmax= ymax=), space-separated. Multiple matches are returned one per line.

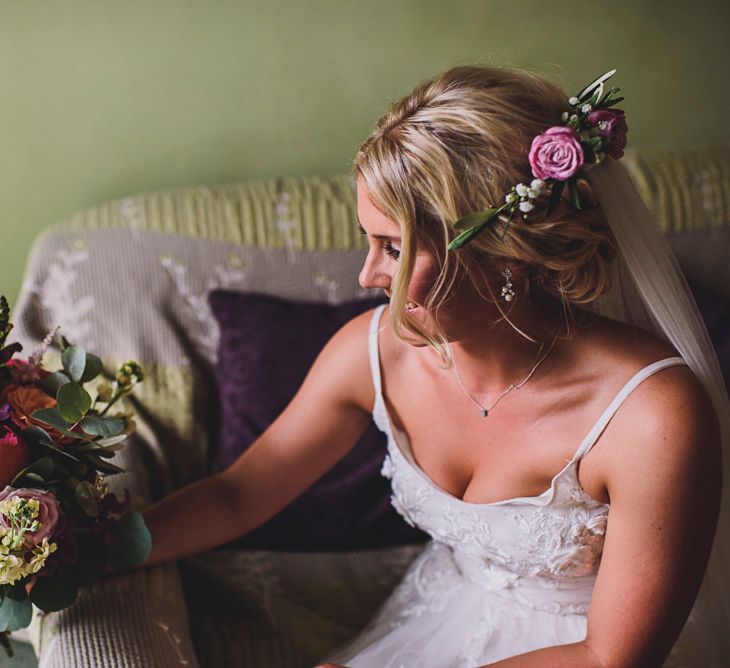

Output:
xmin=1 ymin=0 xmax=728 ymax=307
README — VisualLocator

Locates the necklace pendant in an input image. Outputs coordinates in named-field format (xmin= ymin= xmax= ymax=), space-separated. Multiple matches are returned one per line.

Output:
xmin=480 ymin=408 xmax=488 ymax=417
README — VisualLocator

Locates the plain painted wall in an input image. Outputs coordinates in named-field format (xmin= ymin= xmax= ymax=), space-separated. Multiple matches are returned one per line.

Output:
xmin=1 ymin=0 xmax=728 ymax=306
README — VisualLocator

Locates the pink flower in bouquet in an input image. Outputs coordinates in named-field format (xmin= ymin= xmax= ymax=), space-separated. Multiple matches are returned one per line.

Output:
xmin=0 ymin=426 xmax=29 ymax=488
xmin=528 ymin=126 xmax=584 ymax=181
xmin=0 ymin=486 xmax=60 ymax=547
xmin=586 ymin=108 xmax=628 ymax=159
xmin=6 ymin=358 xmax=49 ymax=385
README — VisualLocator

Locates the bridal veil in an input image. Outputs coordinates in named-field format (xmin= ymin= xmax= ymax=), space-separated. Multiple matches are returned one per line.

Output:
xmin=587 ymin=158 xmax=730 ymax=665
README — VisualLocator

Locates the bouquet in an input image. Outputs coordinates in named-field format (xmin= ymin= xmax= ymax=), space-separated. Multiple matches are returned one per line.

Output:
xmin=0 ymin=296 xmax=151 ymax=656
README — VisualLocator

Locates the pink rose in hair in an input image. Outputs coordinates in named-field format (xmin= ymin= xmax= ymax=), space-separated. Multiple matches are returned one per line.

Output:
xmin=0 ymin=486 xmax=60 ymax=547
xmin=528 ymin=127 xmax=584 ymax=181
xmin=586 ymin=108 xmax=628 ymax=159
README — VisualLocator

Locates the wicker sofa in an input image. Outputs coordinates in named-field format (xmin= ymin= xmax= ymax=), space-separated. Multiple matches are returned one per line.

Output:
xmin=9 ymin=144 xmax=730 ymax=667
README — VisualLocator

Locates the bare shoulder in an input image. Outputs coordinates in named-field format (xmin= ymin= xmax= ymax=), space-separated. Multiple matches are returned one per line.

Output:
xmin=320 ymin=304 xmax=383 ymax=413
xmin=577 ymin=317 xmax=723 ymax=665
xmin=576 ymin=311 xmax=722 ymax=497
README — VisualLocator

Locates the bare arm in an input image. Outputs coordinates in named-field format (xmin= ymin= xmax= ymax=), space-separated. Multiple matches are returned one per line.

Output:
xmin=141 ymin=308 xmax=376 ymax=567
xmin=482 ymin=366 xmax=722 ymax=667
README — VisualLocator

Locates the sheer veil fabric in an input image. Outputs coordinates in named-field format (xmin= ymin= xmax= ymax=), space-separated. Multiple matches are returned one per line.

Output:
xmin=586 ymin=159 xmax=730 ymax=664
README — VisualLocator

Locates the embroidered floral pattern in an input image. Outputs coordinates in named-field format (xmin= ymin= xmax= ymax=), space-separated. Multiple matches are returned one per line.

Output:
xmin=160 ymin=254 xmax=247 ymax=364
xmin=24 ymin=241 xmax=96 ymax=349
xmin=375 ymin=398 xmax=610 ymax=604
xmin=387 ymin=542 xmax=465 ymax=628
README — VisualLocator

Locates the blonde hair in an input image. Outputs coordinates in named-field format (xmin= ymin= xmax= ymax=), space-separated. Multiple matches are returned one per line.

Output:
xmin=354 ymin=65 xmax=617 ymax=366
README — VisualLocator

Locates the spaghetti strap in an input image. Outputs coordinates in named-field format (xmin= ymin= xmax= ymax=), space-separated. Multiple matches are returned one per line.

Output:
xmin=571 ymin=356 xmax=688 ymax=462
xmin=368 ymin=304 xmax=387 ymax=399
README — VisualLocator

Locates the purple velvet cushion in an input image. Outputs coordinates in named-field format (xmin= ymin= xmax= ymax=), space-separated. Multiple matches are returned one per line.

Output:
xmin=208 ymin=289 xmax=427 ymax=551
xmin=688 ymin=279 xmax=730 ymax=394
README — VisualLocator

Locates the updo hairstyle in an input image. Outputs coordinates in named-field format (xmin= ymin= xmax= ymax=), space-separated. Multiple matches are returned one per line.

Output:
xmin=353 ymin=65 xmax=617 ymax=365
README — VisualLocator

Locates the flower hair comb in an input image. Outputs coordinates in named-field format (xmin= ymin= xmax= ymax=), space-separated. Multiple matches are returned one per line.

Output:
xmin=448 ymin=69 xmax=627 ymax=250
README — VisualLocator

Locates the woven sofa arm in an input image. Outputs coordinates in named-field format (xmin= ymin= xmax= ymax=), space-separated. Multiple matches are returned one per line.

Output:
xmin=29 ymin=567 xmax=198 ymax=668
xmin=12 ymin=230 xmax=202 ymax=668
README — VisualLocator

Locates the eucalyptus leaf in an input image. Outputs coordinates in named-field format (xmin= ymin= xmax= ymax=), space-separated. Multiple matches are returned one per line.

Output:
xmin=80 ymin=354 xmax=103 ymax=383
xmin=82 ymin=453 xmax=124 ymax=474
xmin=447 ymin=223 xmax=488 ymax=250
xmin=20 ymin=425 xmax=54 ymax=449
xmin=96 ymin=434 xmax=128 ymax=448
xmin=0 ymin=596 xmax=32 ymax=632
xmin=29 ymin=575 xmax=78 ymax=613
xmin=77 ymin=442 xmax=124 ymax=454
xmin=109 ymin=512 xmax=152 ymax=572
xmin=81 ymin=415 xmax=125 ymax=438
xmin=61 ymin=345 xmax=87 ymax=383
xmin=31 ymin=408 xmax=95 ymax=444
xmin=57 ymin=383 xmax=92 ymax=423
xmin=76 ymin=444 xmax=118 ymax=459
xmin=11 ymin=456 xmax=54 ymax=487
xmin=32 ymin=407 xmax=71 ymax=430
xmin=453 ymin=208 xmax=501 ymax=230
xmin=40 ymin=371 xmax=71 ymax=396
xmin=37 ymin=440 xmax=81 ymax=461
xmin=91 ymin=449 xmax=118 ymax=459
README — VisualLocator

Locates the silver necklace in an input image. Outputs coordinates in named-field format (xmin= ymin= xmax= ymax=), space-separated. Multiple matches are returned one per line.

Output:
xmin=448 ymin=330 xmax=561 ymax=417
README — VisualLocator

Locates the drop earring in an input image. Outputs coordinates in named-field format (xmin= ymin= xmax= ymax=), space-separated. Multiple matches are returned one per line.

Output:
xmin=501 ymin=267 xmax=516 ymax=302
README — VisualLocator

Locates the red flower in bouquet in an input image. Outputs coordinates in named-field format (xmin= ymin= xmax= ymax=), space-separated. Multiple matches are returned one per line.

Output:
xmin=0 ymin=425 xmax=29 ymax=488
xmin=5 ymin=359 xmax=49 ymax=385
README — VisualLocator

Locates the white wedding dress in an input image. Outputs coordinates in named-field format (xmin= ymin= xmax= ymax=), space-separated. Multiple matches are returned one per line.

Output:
xmin=327 ymin=303 xmax=689 ymax=667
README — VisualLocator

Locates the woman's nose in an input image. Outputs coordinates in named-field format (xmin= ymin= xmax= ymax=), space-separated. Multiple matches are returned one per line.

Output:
xmin=359 ymin=254 xmax=390 ymax=291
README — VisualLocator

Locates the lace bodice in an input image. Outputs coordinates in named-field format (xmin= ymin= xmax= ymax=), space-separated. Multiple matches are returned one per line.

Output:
xmin=368 ymin=304 xmax=687 ymax=614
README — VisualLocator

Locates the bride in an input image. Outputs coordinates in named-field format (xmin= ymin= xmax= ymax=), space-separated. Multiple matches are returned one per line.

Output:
xmin=141 ymin=66 xmax=729 ymax=666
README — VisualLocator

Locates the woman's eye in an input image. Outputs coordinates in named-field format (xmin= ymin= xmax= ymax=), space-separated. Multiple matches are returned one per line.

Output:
xmin=381 ymin=240 xmax=400 ymax=261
